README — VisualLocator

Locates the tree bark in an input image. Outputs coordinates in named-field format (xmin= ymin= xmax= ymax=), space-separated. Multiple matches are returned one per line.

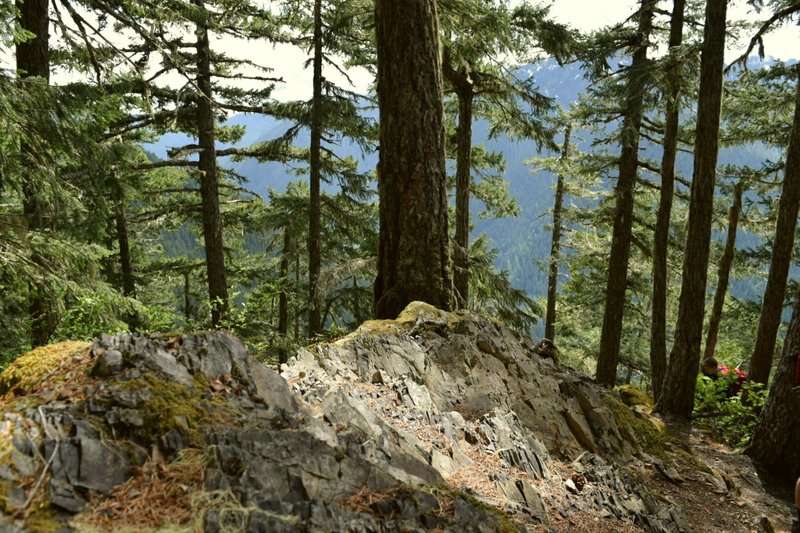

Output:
xmin=745 ymin=293 xmax=800 ymax=485
xmin=650 ymin=0 xmax=685 ymax=402
xmin=545 ymin=124 xmax=571 ymax=342
xmin=704 ymin=179 xmax=743 ymax=360
xmin=194 ymin=0 xmax=228 ymax=328
xmin=657 ymin=0 xmax=727 ymax=417
xmin=374 ymin=0 xmax=453 ymax=319
xmin=596 ymin=0 xmax=656 ymax=386
xmin=443 ymin=53 xmax=474 ymax=310
xmin=453 ymin=85 xmax=473 ymax=309
xmin=749 ymin=65 xmax=800 ymax=385
xmin=183 ymin=270 xmax=192 ymax=321
xmin=295 ymin=254 xmax=301 ymax=340
xmin=17 ymin=0 xmax=53 ymax=347
xmin=279 ymin=226 xmax=290 ymax=364
xmin=16 ymin=0 xmax=49 ymax=81
xmin=308 ymin=0 xmax=324 ymax=336
xmin=115 ymin=201 xmax=136 ymax=298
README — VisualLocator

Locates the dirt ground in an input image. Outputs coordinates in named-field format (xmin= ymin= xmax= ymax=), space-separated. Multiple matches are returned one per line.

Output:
xmin=640 ymin=421 xmax=796 ymax=533
xmin=533 ymin=422 xmax=797 ymax=533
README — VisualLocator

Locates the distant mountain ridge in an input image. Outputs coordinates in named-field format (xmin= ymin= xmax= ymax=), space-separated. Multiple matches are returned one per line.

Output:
xmin=145 ymin=58 xmax=786 ymax=316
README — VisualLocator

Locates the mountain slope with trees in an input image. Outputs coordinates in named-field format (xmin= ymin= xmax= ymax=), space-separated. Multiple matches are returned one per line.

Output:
xmin=1 ymin=1 xmax=800 ymax=527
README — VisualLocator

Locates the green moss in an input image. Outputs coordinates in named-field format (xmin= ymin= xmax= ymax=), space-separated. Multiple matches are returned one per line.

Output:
xmin=110 ymin=373 xmax=222 ymax=447
xmin=24 ymin=504 xmax=61 ymax=533
xmin=395 ymin=302 xmax=440 ymax=324
xmin=615 ymin=384 xmax=654 ymax=409
xmin=0 ymin=480 xmax=10 ymax=513
xmin=416 ymin=484 xmax=519 ymax=533
xmin=332 ymin=320 xmax=401 ymax=346
xmin=0 ymin=341 xmax=90 ymax=397
xmin=604 ymin=392 xmax=671 ymax=461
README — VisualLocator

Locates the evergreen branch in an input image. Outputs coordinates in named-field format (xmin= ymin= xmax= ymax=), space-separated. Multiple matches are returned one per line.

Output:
xmin=128 ymin=160 xmax=197 ymax=170
xmin=726 ymin=2 xmax=800 ymax=72
xmin=55 ymin=0 xmax=104 ymax=82
xmin=141 ymin=188 xmax=200 ymax=195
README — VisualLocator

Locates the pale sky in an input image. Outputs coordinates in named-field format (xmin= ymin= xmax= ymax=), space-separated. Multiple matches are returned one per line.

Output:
xmin=264 ymin=0 xmax=799 ymax=100
xmin=1 ymin=0 xmax=796 ymax=101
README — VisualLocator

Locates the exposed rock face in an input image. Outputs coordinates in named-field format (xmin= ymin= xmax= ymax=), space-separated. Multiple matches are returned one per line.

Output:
xmin=283 ymin=302 xmax=690 ymax=531
xmin=0 ymin=303 xmax=691 ymax=532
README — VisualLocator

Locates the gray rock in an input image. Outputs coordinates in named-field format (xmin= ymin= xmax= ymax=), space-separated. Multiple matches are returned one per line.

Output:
xmin=518 ymin=480 xmax=547 ymax=522
xmin=653 ymin=457 xmax=684 ymax=484
xmin=10 ymin=449 xmax=37 ymax=477
xmin=249 ymin=356 xmax=303 ymax=415
xmin=91 ymin=348 xmax=123 ymax=377
xmin=49 ymin=479 xmax=87 ymax=512
xmin=75 ymin=437 xmax=131 ymax=493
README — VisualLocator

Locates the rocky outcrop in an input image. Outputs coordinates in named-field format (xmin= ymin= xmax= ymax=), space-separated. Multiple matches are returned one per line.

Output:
xmin=283 ymin=302 xmax=690 ymax=531
xmin=0 ymin=302 xmax=691 ymax=532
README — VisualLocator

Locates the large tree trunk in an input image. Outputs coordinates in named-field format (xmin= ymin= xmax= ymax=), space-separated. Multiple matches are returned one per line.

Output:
xmin=657 ymin=0 xmax=727 ymax=417
xmin=17 ymin=0 xmax=53 ymax=347
xmin=194 ymin=0 xmax=228 ymax=328
xmin=704 ymin=179 xmax=743 ymax=361
xmin=545 ymin=124 xmax=571 ymax=342
xmin=374 ymin=0 xmax=453 ymax=319
xmin=746 ymin=294 xmax=800 ymax=485
xmin=650 ymin=0 xmax=685 ymax=402
xmin=596 ymin=0 xmax=656 ymax=386
xmin=308 ymin=0 xmax=324 ymax=337
xmin=749 ymin=65 xmax=800 ymax=384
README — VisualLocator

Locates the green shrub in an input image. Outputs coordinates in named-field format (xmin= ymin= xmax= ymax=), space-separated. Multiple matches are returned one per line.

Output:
xmin=694 ymin=375 xmax=767 ymax=449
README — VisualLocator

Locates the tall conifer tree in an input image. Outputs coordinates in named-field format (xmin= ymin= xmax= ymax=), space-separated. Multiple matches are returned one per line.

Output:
xmin=658 ymin=0 xmax=728 ymax=417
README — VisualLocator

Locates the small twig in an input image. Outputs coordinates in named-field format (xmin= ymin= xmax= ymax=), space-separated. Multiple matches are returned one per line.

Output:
xmin=15 ymin=407 xmax=61 ymax=519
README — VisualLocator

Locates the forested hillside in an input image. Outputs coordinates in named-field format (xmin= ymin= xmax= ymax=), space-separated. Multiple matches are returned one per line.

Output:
xmin=2 ymin=1 xmax=800 ymax=527
xmin=145 ymin=57 xmax=786 ymax=319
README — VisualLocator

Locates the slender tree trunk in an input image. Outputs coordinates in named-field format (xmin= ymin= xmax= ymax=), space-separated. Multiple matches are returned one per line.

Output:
xmin=351 ymin=276 xmax=361 ymax=325
xmin=183 ymin=270 xmax=192 ymax=321
xmin=657 ymin=0 xmax=727 ymax=417
xmin=278 ymin=226 xmax=290 ymax=364
xmin=308 ymin=0 xmax=324 ymax=337
xmin=704 ymin=179 xmax=743 ymax=360
xmin=453 ymin=88 xmax=473 ymax=309
xmin=596 ymin=0 xmax=656 ymax=386
xmin=745 ymin=293 xmax=800 ymax=485
xmin=194 ymin=0 xmax=228 ymax=328
xmin=115 ymin=201 xmax=136 ymax=298
xmin=650 ymin=0 xmax=685 ymax=402
xmin=295 ymin=254 xmax=301 ymax=340
xmin=443 ymin=52 xmax=475 ymax=310
xmin=115 ymin=198 xmax=140 ymax=330
xmin=374 ymin=0 xmax=453 ymax=319
xmin=749 ymin=66 xmax=800 ymax=384
xmin=545 ymin=124 xmax=571 ymax=342
xmin=17 ymin=0 xmax=53 ymax=347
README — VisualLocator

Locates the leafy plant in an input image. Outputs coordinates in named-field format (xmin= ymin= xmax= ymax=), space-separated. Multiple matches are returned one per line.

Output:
xmin=693 ymin=375 xmax=768 ymax=449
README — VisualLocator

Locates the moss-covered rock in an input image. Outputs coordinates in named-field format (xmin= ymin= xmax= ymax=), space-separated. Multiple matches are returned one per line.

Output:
xmin=615 ymin=384 xmax=654 ymax=409
xmin=0 ymin=341 xmax=90 ymax=397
